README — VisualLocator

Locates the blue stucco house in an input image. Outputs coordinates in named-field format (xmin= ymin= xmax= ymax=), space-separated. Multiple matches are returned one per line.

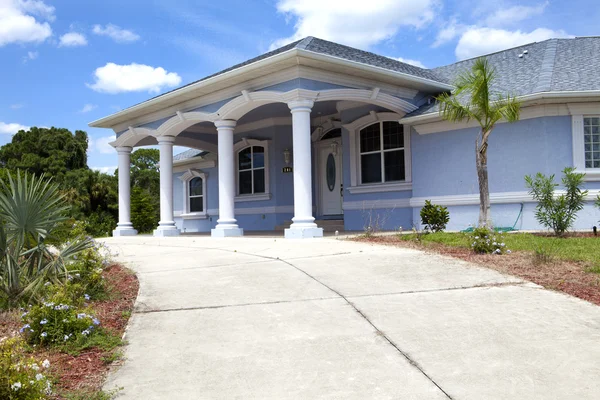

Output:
xmin=90 ymin=36 xmax=600 ymax=238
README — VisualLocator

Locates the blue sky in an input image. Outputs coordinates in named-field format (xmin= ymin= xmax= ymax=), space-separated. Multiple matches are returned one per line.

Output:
xmin=1 ymin=0 xmax=598 ymax=173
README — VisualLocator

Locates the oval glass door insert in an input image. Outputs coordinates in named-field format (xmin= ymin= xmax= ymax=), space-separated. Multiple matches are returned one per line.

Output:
xmin=326 ymin=153 xmax=336 ymax=191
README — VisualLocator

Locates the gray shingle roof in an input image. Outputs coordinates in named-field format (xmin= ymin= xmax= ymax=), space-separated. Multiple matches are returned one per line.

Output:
xmin=406 ymin=37 xmax=600 ymax=118
xmin=173 ymin=149 xmax=207 ymax=162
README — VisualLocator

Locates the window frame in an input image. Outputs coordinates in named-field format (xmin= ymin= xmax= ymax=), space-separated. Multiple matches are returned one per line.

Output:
xmin=345 ymin=113 xmax=412 ymax=194
xmin=358 ymin=121 xmax=406 ymax=185
xmin=583 ymin=116 xmax=600 ymax=170
xmin=234 ymin=139 xmax=271 ymax=202
xmin=572 ymin=114 xmax=600 ymax=180
xmin=178 ymin=169 xmax=208 ymax=218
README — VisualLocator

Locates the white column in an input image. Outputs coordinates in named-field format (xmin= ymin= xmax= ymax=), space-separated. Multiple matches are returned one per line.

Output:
xmin=211 ymin=120 xmax=243 ymax=237
xmin=113 ymin=146 xmax=137 ymax=236
xmin=285 ymin=100 xmax=323 ymax=239
xmin=154 ymin=136 xmax=180 ymax=236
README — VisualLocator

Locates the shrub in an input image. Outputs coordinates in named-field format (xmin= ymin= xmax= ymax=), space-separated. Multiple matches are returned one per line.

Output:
xmin=469 ymin=227 xmax=511 ymax=254
xmin=0 ymin=337 xmax=52 ymax=399
xmin=525 ymin=167 xmax=588 ymax=236
xmin=420 ymin=200 xmax=450 ymax=232
xmin=20 ymin=299 xmax=101 ymax=347
xmin=131 ymin=187 xmax=158 ymax=233
xmin=66 ymin=247 xmax=109 ymax=301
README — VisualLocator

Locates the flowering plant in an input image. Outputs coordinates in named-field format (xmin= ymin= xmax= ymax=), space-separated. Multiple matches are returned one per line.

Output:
xmin=469 ymin=226 xmax=511 ymax=255
xmin=0 ymin=337 xmax=52 ymax=399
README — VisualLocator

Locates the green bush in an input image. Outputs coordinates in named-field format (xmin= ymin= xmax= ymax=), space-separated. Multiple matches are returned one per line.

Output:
xmin=67 ymin=248 xmax=108 ymax=301
xmin=420 ymin=200 xmax=450 ymax=232
xmin=470 ymin=227 xmax=511 ymax=254
xmin=525 ymin=167 xmax=588 ymax=236
xmin=20 ymin=298 xmax=101 ymax=347
xmin=131 ymin=187 xmax=158 ymax=233
xmin=0 ymin=337 xmax=53 ymax=399
xmin=85 ymin=211 xmax=116 ymax=238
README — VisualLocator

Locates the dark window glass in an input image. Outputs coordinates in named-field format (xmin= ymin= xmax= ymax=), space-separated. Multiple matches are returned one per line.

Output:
xmin=383 ymin=121 xmax=403 ymax=150
xmin=253 ymin=169 xmax=265 ymax=193
xmin=326 ymin=153 xmax=336 ymax=191
xmin=190 ymin=197 xmax=203 ymax=212
xmin=189 ymin=177 xmax=203 ymax=196
xmin=238 ymin=148 xmax=252 ymax=170
xmin=253 ymin=146 xmax=265 ymax=168
xmin=361 ymin=153 xmax=382 ymax=183
xmin=239 ymin=170 xmax=252 ymax=194
xmin=360 ymin=124 xmax=381 ymax=153
xmin=384 ymin=150 xmax=405 ymax=182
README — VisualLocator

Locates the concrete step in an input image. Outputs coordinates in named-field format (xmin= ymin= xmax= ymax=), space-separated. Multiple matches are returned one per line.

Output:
xmin=275 ymin=219 xmax=345 ymax=233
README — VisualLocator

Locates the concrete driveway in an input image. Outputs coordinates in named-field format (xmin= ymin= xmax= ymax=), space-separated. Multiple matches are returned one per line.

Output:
xmin=101 ymin=236 xmax=600 ymax=400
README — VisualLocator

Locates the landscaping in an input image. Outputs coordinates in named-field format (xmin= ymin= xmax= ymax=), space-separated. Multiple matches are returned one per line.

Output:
xmin=356 ymin=232 xmax=600 ymax=306
xmin=0 ymin=172 xmax=139 ymax=399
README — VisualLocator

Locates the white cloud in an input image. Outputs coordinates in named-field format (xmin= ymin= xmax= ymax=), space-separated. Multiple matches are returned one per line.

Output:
xmin=59 ymin=32 xmax=88 ymax=47
xmin=92 ymin=166 xmax=117 ymax=174
xmin=80 ymin=103 xmax=97 ymax=113
xmin=91 ymin=134 xmax=116 ymax=154
xmin=0 ymin=0 xmax=53 ymax=46
xmin=92 ymin=23 xmax=140 ymax=43
xmin=455 ymin=27 xmax=571 ymax=60
xmin=0 ymin=121 xmax=29 ymax=134
xmin=393 ymin=56 xmax=426 ymax=69
xmin=484 ymin=2 xmax=548 ymax=28
xmin=87 ymin=63 xmax=182 ymax=94
xmin=22 ymin=50 xmax=37 ymax=62
xmin=432 ymin=18 xmax=467 ymax=48
xmin=270 ymin=0 xmax=437 ymax=50
xmin=9 ymin=103 xmax=24 ymax=109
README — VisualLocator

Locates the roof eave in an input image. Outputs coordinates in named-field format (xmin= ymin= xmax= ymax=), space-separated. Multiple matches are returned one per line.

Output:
xmin=400 ymin=90 xmax=600 ymax=125
xmin=89 ymin=48 xmax=453 ymax=129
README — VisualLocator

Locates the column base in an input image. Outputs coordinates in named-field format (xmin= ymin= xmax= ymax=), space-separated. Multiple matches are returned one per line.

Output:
xmin=284 ymin=226 xmax=324 ymax=239
xmin=153 ymin=226 xmax=181 ymax=237
xmin=112 ymin=227 xmax=138 ymax=237
xmin=211 ymin=227 xmax=244 ymax=237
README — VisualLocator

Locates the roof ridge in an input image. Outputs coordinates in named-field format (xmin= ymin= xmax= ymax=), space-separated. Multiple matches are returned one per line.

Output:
xmin=532 ymin=38 xmax=558 ymax=94
xmin=296 ymin=36 xmax=314 ymax=50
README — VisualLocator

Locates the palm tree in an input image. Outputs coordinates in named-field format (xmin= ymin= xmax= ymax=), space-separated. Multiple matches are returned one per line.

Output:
xmin=0 ymin=171 xmax=92 ymax=308
xmin=436 ymin=58 xmax=521 ymax=226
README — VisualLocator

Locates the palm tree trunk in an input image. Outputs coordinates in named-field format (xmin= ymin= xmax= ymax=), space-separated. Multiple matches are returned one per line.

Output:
xmin=476 ymin=135 xmax=491 ymax=227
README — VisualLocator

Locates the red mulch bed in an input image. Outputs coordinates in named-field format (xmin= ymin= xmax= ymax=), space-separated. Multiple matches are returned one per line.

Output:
xmin=48 ymin=263 xmax=139 ymax=398
xmin=0 ymin=264 xmax=139 ymax=399
xmin=357 ymin=235 xmax=600 ymax=306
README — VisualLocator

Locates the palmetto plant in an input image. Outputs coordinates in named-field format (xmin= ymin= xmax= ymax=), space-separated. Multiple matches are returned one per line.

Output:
xmin=0 ymin=171 xmax=92 ymax=308
xmin=436 ymin=58 xmax=521 ymax=226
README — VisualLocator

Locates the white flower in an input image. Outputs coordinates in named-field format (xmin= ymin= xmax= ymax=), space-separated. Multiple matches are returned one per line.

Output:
xmin=42 ymin=359 xmax=50 ymax=369
xmin=11 ymin=382 xmax=22 ymax=391
xmin=36 ymin=373 xmax=44 ymax=381
xmin=31 ymin=363 xmax=39 ymax=371
xmin=41 ymin=332 xmax=47 ymax=338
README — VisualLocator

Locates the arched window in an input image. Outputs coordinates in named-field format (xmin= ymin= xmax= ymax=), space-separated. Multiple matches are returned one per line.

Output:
xmin=238 ymin=145 xmax=265 ymax=195
xmin=188 ymin=177 xmax=204 ymax=212
xmin=359 ymin=121 xmax=405 ymax=184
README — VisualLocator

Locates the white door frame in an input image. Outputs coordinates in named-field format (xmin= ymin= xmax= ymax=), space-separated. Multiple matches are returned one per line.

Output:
xmin=314 ymin=137 xmax=343 ymax=217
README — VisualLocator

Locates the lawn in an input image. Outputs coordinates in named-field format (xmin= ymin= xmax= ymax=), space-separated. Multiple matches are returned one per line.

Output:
xmin=401 ymin=232 xmax=600 ymax=270
xmin=356 ymin=231 xmax=600 ymax=305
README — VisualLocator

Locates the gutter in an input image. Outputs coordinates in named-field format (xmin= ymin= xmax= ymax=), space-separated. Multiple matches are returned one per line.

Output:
xmin=89 ymin=49 xmax=453 ymax=129
xmin=400 ymin=90 xmax=600 ymax=125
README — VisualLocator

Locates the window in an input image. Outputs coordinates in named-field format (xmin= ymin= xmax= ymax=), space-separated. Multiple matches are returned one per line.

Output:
xmin=359 ymin=121 xmax=405 ymax=184
xmin=584 ymin=117 xmax=600 ymax=169
xmin=238 ymin=145 xmax=265 ymax=195
xmin=188 ymin=177 xmax=204 ymax=212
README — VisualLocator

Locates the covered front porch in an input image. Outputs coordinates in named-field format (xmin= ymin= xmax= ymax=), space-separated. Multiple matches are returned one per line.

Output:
xmin=90 ymin=38 xmax=450 ymax=238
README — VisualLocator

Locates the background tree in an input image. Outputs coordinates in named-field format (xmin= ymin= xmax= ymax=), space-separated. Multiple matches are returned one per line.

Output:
xmin=436 ymin=58 xmax=521 ymax=226
xmin=129 ymin=148 xmax=160 ymax=227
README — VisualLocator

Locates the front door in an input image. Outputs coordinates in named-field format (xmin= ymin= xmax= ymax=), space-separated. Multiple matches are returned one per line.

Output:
xmin=318 ymin=139 xmax=343 ymax=216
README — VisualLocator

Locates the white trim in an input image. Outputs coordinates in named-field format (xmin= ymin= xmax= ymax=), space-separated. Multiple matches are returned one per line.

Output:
xmin=573 ymin=115 xmax=600 ymax=179
xmin=410 ymin=189 xmax=600 ymax=207
xmin=235 ymin=193 xmax=272 ymax=202
xmin=234 ymin=138 xmax=271 ymax=197
xmin=347 ymin=182 xmax=412 ymax=194
xmin=311 ymin=120 xmax=342 ymax=142
xmin=179 ymin=213 xmax=209 ymax=220
xmin=343 ymin=198 xmax=411 ymax=210
xmin=235 ymin=205 xmax=294 ymax=215
xmin=178 ymin=169 xmax=207 ymax=216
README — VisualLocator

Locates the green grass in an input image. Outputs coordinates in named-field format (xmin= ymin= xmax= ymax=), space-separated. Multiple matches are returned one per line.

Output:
xmin=400 ymin=232 xmax=600 ymax=270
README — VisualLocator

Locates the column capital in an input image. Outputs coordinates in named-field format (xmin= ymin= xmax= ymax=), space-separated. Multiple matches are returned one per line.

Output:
xmin=214 ymin=120 xmax=237 ymax=129
xmin=157 ymin=135 xmax=176 ymax=144
xmin=115 ymin=146 xmax=133 ymax=154
xmin=288 ymin=99 xmax=314 ymax=112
